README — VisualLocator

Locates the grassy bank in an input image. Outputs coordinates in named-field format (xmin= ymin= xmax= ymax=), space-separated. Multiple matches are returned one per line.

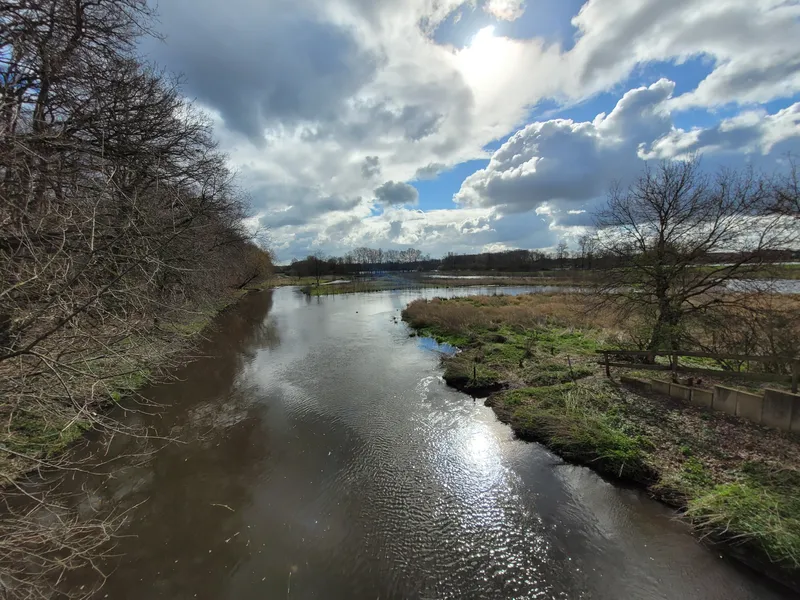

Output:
xmin=0 ymin=285 xmax=261 ymax=483
xmin=402 ymin=293 xmax=800 ymax=582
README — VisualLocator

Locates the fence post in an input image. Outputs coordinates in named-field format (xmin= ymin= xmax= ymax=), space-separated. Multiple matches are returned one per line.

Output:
xmin=671 ymin=353 xmax=678 ymax=382
xmin=793 ymin=360 xmax=799 ymax=394
xmin=604 ymin=352 xmax=610 ymax=378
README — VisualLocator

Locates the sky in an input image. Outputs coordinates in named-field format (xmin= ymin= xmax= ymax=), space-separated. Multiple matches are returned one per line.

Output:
xmin=140 ymin=0 xmax=800 ymax=262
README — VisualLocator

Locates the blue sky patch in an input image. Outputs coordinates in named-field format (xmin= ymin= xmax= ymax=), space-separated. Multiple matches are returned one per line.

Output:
xmin=434 ymin=0 xmax=584 ymax=50
xmin=412 ymin=159 xmax=489 ymax=209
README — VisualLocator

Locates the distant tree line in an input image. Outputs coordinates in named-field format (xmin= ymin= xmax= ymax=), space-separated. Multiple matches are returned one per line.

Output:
xmin=281 ymin=243 xmax=798 ymax=279
xmin=285 ymin=247 xmax=437 ymax=280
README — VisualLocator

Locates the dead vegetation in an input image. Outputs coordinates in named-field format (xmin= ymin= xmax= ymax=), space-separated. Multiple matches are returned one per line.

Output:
xmin=402 ymin=293 xmax=611 ymax=332
xmin=0 ymin=1 xmax=272 ymax=597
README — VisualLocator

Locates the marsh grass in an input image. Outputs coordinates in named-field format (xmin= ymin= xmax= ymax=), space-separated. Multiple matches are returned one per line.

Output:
xmin=501 ymin=382 xmax=652 ymax=479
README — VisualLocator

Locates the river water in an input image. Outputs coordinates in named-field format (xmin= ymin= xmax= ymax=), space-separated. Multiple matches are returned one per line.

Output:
xmin=72 ymin=287 xmax=792 ymax=599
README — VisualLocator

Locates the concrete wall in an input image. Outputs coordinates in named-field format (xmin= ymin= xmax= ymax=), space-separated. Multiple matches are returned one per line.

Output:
xmin=690 ymin=388 xmax=713 ymax=409
xmin=762 ymin=389 xmax=797 ymax=431
xmin=712 ymin=385 xmax=738 ymax=417
xmin=620 ymin=376 xmax=652 ymax=393
xmin=646 ymin=379 xmax=800 ymax=433
xmin=735 ymin=389 xmax=764 ymax=423
xmin=669 ymin=383 xmax=692 ymax=402
xmin=651 ymin=379 xmax=671 ymax=396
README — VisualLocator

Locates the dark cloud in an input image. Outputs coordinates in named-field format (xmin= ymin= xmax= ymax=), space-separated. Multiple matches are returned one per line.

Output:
xmin=141 ymin=0 xmax=379 ymax=143
xmin=374 ymin=181 xmax=419 ymax=206
xmin=323 ymin=215 xmax=362 ymax=239
xmin=361 ymin=156 xmax=381 ymax=179
xmin=255 ymin=184 xmax=362 ymax=228
xmin=399 ymin=105 xmax=443 ymax=141
xmin=302 ymin=100 xmax=446 ymax=144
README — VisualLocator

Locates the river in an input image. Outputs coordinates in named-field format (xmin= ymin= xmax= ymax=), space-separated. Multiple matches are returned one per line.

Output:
xmin=71 ymin=287 xmax=792 ymax=599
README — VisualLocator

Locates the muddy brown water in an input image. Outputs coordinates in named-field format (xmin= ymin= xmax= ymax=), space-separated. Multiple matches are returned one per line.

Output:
xmin=69 ymin=287 xmax=792 ymax=599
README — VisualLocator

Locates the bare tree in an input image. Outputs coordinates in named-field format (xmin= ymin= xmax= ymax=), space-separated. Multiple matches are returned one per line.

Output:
xmin=593 ymin=158 xmax=797 ymax=352
xmin=771 ymin=156 xmax=800 ymax=218
xmin=556 ymin=240 xmax=569 ymax=269
xmin=306 ymin=251 xmax=326 ymax=287
xmin=0 ymin=1 xmax=273 ymax=597
xmin=577 ymin=234 xmax=597 ymax=270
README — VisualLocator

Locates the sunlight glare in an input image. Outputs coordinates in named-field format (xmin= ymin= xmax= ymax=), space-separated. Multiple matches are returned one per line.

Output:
xmin=458 ymin=25 xmax=509 ymax=86
xmin=471 ymin=25 xmax=496 ymax=48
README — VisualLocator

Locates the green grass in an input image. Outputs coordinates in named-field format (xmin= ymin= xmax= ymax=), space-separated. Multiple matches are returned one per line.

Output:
xmin=106 ymin=368 xmax=152 ymax=402
xmin=417 ymin=326 xmax=473 ymax=348
xmin=500 ymin=382 xmax=651 ymax=479
xmin=414 ymin=321 xmax=600 ymax=388
xmin=441 ymin=356 xmax=502 ymax=391
xmin=3 ymin=410 xmax=90 ymax=458
xmin=533 ymin=328 xmax=601 ymax=354
xmin=685 ymin=464 xmax=800 ymax=567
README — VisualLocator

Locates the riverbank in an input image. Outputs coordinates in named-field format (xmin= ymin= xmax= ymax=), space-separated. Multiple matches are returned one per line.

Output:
xmin=402 ymin=293 xmax=800 ymax=589
xmin=0 ymin=282 xmax=271 ymax=484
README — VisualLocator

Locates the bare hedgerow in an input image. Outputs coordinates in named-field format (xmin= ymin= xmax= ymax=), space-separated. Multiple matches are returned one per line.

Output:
xmin=1 ymin=1 xmax=272 ymax=597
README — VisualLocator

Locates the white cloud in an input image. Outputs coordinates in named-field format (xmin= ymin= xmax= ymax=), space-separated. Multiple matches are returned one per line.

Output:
xmin=455 ymin=79 xmax=675 ymax=213
xmin=456 ymin=78 xmax=800 ymax=218
xmin=303 ymin=205 xmax=557 ymax=258
xmin=643 ymin=103 xmax=800 ymax=159
xmin=484 ymin=0 xmax=526 ymax=21
xmin=567 ymin=0 xmax=800 ymax=108
xmin=141 ymin=0 xmax=800 ymax=261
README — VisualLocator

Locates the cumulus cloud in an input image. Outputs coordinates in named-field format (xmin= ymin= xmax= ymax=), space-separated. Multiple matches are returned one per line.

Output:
xmin=455 ymin=79 xmax=675 ymax=213
xmin=253 ymin=183 xmax=364 ymax=229
xmin=483 ymin=0 xmax=526 ymax=21
xmin=643 ymin=103 xmax=800 ymax=159
xmin=414 ymin=163 xmax=447 ymax=180
xmin=305 ymin=205 xmax=556 ymax=258
xmin=374 ymin=181 xmax=420 ymax=205
xmin=455 ymin=78 xmax=800 ymax=217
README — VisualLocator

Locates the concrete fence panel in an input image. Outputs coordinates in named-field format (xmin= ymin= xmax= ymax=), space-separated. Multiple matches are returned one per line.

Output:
xmin=690 ymin=388 xmax=713 ymax=408
xmin=651 ymin=379 xmax=671 ymax=396
xmin=713 ymin=386 xmax=738 ymax=417
xmin=762 ymin=389 xmax=799 ymax=431
xmin=735 ymin=390 xmax=764 ymax=424
xmin=669 ymin=383 xmax=692 ymax=402
xmin=646 ymin=380 xmax=799 ymax=432
xmin=620 ymin=376 xmax=652 ymax=392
